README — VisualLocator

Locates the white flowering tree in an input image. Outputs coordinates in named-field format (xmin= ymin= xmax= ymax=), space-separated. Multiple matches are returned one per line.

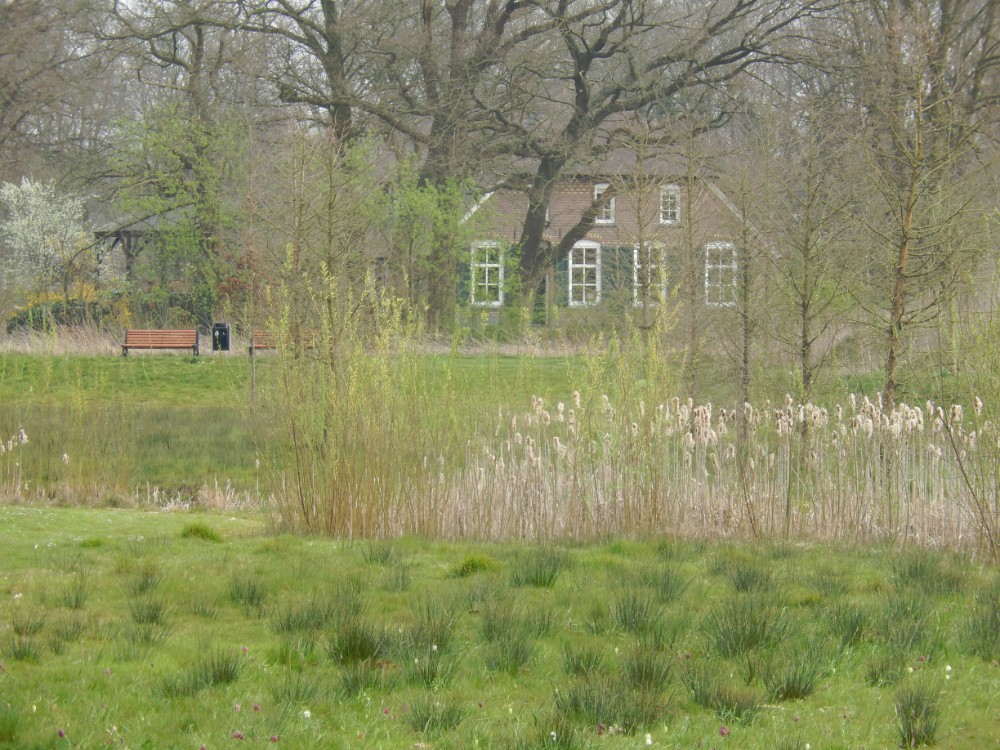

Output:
xmin=0 ymin=177 xmax=94 ymax=306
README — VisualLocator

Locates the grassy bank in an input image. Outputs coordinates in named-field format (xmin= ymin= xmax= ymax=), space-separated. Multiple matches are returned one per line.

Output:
xmin=0 ymin=506 xmax=997 ymax=749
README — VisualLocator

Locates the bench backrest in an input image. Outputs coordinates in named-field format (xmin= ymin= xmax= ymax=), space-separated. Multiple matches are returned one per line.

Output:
xmin=124 ymin=329 xmax=198 ymax=348
xmin=250 ymin=330 xmax=275 ymax=349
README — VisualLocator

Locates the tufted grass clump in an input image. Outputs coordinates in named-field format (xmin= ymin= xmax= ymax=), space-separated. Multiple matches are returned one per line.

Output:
xmin=701 ymin=593 xmax=793 ymax=657
xmin=760 ymin=641 xmax=830 ymax=701
xmin=895 ymin=680 xmax=941 ymax=748
xmin=270 ymin=596 xmax=336 ymax=634
xmin=122 ymin=561 xmax=162 ymax=597
xmin=228 ymin=571 xmax=268 ymax=615
xmin=449 ymin=553 xmax=496 ymax=578
xmin=893 ymin=549 xmax=965 ymax=598
xmin=328 ymin=617 xmax=387 ymax=665
xmin=554 ymin=675 xmax=663 ymax=734
xmin=0 ymin=703 xmax=20 ymax=744
xmin=562 ymin=641 xmax=605 ymax=677
xmin=2 ymin=636 xmax=42 ymax=662
xmin=340 ymin=660 xmax=399 ymax=696
xmin=726 ymin=560 xmax=776 ymax=594
xmin=826 ymin=602 xmax=868 ymax=650
xmin=161 ymin=648 xmax=243 ymax=697
xmin=962 ymin=578 xmax=1000 ymax=660
xmin=407 ymin=595 xmax=460 ymax=652
xmin=270 ymin=668 xmax=322 ymax=704
xmin=682 ymin=660 xmax=762 ymax=724
xmin=404 ymin=644 xmax=456 ymax=687
xmin=179 ymin=522 xmax=223 ymax=542
xmin=621 ymin=643 xmax=672 ymax=691
xmin=511 ymin=548 xmax=570 ymax=588
xmin=874 ymin=592 xmax=941 ymax=659
xmin=360 ymin=541 xmax=398 ymax=565
xmin=610 ymin=589 xmax=662 ymax=634
xmin=405 ymin=696 xmax=466 ymax=734
xmin=483 ymin=630 xmax=535 ymax=675
xmin=644 ymin=562 xmax=690 ymax=603
xmin=10 ymin=608 xmax=46 ymax=637
xmin=59 ymin=571 xmax=89 ymax=610
xmin=128 ymin=596 xmax=171 ymax=626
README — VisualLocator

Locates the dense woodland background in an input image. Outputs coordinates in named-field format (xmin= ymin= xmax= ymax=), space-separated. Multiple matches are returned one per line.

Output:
xmin=1 ymin=0 xmax=999 ymax=405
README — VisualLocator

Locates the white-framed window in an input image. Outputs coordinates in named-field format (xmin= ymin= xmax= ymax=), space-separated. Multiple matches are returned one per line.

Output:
xmin=633 ymin=241 xmax=667 ymax=305
xmin=594 ymin=183 xmax=615 ymax=224
xmin=569 ymin=241 xmax=601 ymax=306
xmin=660 ymin=184 xmax=680 ymax=225
xmin=470 ymin=242 xmax=504 ymax=307
xmin=704 ymin=241 xmax=737 ymax=307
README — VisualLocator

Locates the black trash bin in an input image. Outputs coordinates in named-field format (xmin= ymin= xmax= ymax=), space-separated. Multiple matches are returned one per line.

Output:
xmin=212 ymin=322 xmax=231 ymax=352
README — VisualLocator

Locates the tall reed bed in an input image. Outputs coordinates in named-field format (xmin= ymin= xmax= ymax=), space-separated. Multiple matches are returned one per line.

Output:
xmin=252 ymin=277 xmax=997 ymax=556
xmin=443 ymin=391 xmax=997 ymax=555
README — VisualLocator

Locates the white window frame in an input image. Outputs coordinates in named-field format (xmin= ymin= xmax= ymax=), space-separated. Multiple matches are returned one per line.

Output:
xmin=470 ymin=242 xmax=504 ymax=308
xmin=659 ymin=184 xmax=681 ymax=225
xmin=704 ymin=241 xmax=738 ymax=307
xmin=633 ymin=241 xmax=667 ymax=306
xmin=568 ymin=241 xmax=601 ymax=307
xmin=594 ymin=183 xmax=615 ymax=224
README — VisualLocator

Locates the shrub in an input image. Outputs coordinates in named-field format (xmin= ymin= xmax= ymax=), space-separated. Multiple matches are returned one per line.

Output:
xmin=179 ymin=523 xmax=223 ymax=542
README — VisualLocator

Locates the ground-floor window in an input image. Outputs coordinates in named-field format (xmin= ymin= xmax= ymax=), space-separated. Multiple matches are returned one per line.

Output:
xmin=470 ymin=242 xmax=504 ymax=307
xmin=704 ymin=241 xmax=737 ymax=306
xmin=569 ymin=241 xmax=601 ymax=306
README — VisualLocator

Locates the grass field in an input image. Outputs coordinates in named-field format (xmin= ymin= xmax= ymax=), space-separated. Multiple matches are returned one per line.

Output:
xmin=1 ymin=505 xmax=998 ymax=749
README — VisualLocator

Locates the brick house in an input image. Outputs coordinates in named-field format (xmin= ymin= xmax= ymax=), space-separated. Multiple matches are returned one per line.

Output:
xmin=464 ymin=172 xmax=745 ymax=322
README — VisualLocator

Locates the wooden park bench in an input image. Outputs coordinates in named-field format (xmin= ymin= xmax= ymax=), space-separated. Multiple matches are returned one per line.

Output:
xmin=248 ymin=330 xmax=274 ymax=357
xmin=122 ymin=329 xmax=200 ymax=356
xmin=248 ymin=329 xmax=321 ymax=357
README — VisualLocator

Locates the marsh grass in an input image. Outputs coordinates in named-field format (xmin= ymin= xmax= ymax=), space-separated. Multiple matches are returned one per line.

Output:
xmin=128 ymin=596 xmax=171 ymax=626
xmin=382 ymin=561 xmax=412 ymax=592
xmin=179 ymin=522 xmax=223 ymax=542
xmin=121 ymin=560 xmax=162 ymax=596
xmin=2 ymin=511 xmax=998 ymax=748
xmin=360 ymin=541 xmax=398 ymax=565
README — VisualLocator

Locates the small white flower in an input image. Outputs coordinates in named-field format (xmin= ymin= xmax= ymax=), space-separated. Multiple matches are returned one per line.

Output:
xmin=61 ymin=453 xmax=69 ymax=465
xmin=945 ymin=665 xmax=952 ymax=672
xmin=302 ymin=709 xmax=311 ymax=719
xmin=431 ymin=644 xmax=438 ymax=652
xmin=550 ymin=731 xmax=557 ymax=741
xmin=805 ymin=745 xmax=811 ymax=750
xmin=645 ymin=732 xmax=653 ymax=745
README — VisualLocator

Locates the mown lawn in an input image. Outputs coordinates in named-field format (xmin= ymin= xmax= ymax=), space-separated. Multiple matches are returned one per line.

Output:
xmin=1 ymin=506 xmax=997 ymax=749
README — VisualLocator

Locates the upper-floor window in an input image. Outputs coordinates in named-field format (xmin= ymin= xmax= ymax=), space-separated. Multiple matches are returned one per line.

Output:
xmin=569 ymin=241 xmax=601 ymax=306
xmin=660 ymin=184 xmax=680 ymax=225
xmin=634 ymin=242 xmax=667 ymax=306
xmin=470 ymin=242 xmax=504 ymax=307
xmin=704 ymin=241 xmax=737 ymax=307
xmin=594 ymin=183 xmax=615 ymax=224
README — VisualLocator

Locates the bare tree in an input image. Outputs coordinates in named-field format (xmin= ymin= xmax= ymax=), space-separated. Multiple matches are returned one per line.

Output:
xmin=848 ymin=0 xmax=999 ymax=409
